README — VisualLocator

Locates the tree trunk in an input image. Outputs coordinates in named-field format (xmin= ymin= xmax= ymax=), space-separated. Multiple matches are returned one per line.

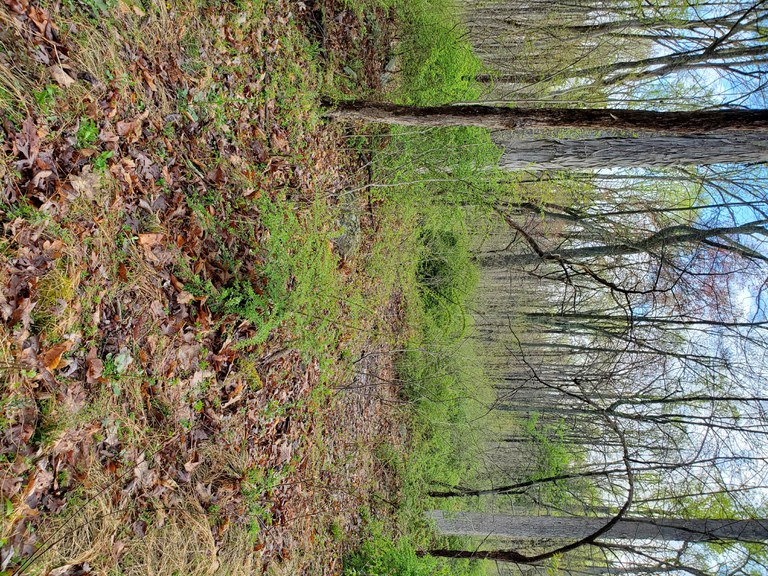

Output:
xmin=499 ymin=134 xmax=768 ymax=170
xmin=326 ymin=102 xmax=768 ymax=134
xmin=427 ymin=511 xmax=768 ymax=542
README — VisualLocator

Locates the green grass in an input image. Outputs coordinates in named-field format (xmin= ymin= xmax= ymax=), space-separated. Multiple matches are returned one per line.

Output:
xmin=344 ymin=516 xmax=486 ymax=576
xmin=337 ymin=1 xmax=506 ymax=573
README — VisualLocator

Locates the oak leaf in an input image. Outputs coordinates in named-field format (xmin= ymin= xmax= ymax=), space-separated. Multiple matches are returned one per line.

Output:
xmin=49 ymin=65 xmax=75 ymax=88
xmin=41 ymin=341 xmax=72 ymax=371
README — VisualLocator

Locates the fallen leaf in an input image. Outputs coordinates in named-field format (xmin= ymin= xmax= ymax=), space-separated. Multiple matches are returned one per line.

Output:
xmin=118 ymin=262 xmax=128 ymax=281
xmin=24 ymin=465 xmax=54 ymax=509
xmin=27 ymin=6 xmax=50 ymax=33
xmin=183 ymin=452 xmax=201 ymax=474
xmin=114 ymin=349 xmax=133 ymax=374
xmin=137 ymin=233 xmax=163 ymax=247
xmin=4 ymin=0 xmax=29 ymax=16
xmin=49 ymin=65 xmax=76 ymax=88
xmin=177 ymin=291 xmax=195 ymax=304
xmin=69 ymin=168 xmax=102 ymax=199
xmin=9 ymin=297 xmax=35 ymax=330
xmin=32 ymin=170 xmax=53 ymax=188
xmin=141 ymin=69 xmax=156 ymax=91
xmin=0 ymin=476 xmax=22 ymax=500
xmin=15 ymin=116 xmax=40 ymax=170
xmin=47 ymin=563 xmax=94 ymax=576
xmin=170 ymin=274 xmax=184 ymax=291
xmin=86 ymin=347 xmax=103 ymax=385
xmin=41 ymin=341 xmax=72 ymax=371
xmin=275 ymin=440 xmax=292 ymax=466
xmin=149 ymin=300 xmax=166 ymax=318
xmin=270 ymin=126 xmax=290 ymax=154
xmin=116 ymin=118 xmax=143 ymax=143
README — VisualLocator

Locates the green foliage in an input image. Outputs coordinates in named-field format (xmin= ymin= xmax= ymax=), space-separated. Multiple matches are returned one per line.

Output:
xmin=395 ymin=0 xmax=484 ymax=105
xmin=343 ymin=519 xmax=484 ymax=576
xmin=75 ymin=118 xmax=99 ymax=149
xmin=92 ymin=150 xmax=113 ymax=172
xmin=62 ymin=0 xmax=117 ymax=18
xmin=416 ymin=227 xmax=476 ymax=329
xmin=525 ymin=415 xmax=571 ymax=473
xmin=343 ymin=2 xmax=502 ymax=570
xmin=195 ymin=196 xmax=347 ymax=356
xmin=242 ymin=466 xmax=287 ymax=539
xmin=391 ymin=208 xmax=494 ymax=536
xmin=33 ymin=84 xmax=61 ymax=115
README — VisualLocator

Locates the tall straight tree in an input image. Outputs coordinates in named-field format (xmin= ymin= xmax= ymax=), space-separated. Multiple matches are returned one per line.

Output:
xmin=498 ymin=133 xmax=768 ymax=170
xmin=428 ymin=511 xmax=768 ymax=542
xmin=327 ymin=102 xmax=768 ymax=133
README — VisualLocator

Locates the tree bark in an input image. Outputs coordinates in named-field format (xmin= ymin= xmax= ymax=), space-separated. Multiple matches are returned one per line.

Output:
xmin=427 ymin=511 xmax=768 ymax=542
xmin=499 ymin=134 xmax=768 ymax=170
xmin=326 ymin=102 xmax=768 ymax=134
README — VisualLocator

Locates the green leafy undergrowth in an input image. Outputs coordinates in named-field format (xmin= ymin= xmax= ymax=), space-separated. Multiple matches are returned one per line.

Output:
xmin=184 ymin=192 xmax=353 ymax=361
xmin=344 ymin=517 xmax=485 ymax=576
xmin=395 ymin=0 xmax=484 ymax=105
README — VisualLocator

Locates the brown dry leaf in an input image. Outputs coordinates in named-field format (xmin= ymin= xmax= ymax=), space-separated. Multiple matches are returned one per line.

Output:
xmin=99 ymin=128 xmax=120 ymax=144
xmin=169 ymin=274 xmax=184 ymax=292
xmin=23 ymin=465 xmax=54 ymax=509
xmin=252 ymin=139 xmax=268 ymax=163
xmin=27 ymin=6 xmax=50 ymax=33
xmin=183 ymin=452 xmax=201 ymax=474
xmin=49 ymin=65 xmax=76 ymax=88
xmin=133 ymin=457 xmax=155 ymax=489
xmin=141 ymin=69 xmax=156 ymax=91
xmin=4 ymin=0 xmax=29 ymax=15
xmin=177 ymin=291 xmax=195 ymax=304
xmin=275 ymin=440 xmax=292 ymax=466
xmin=41 ymin=341 xmax=72 ymax=371
xmin=15 ymin=116 xmax=40 ymax=170
xmin=137 ymin=233 xmax=163 ymax=248
xmin=31 ymin=170 xmax=53 ymax=188
xmin=48 ymin=563 xmax=95 ymax=576
xmin=116 ymin=118 xmax=143 ymax=143
xmin=9 ymin=297 xmax=35 ymax=330
xmin=112 ymin=540 xmax=127 ymax=561
xmin=270 ymin=126 xmax=290 ymax=154
xmin=69 ymin=168 xmax=102 ymax=199
xmin=86 ymin=347 xmax=103 ymax=385
xmin=149 ymin=299 xmax=166 ymax=318
xmin=177 ymin=343 xmax=200 ymax=371
xmin=43 ymin=239 xmax=65 ymax=259
xmin=0 ymin=476 xmax=22 ymax=500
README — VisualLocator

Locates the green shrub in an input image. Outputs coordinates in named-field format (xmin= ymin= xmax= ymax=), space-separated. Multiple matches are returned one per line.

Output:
xmin=396 ymin=0 xmax=484 ymax=105
xmin=344 ymin=530 xmax=484 ymax=576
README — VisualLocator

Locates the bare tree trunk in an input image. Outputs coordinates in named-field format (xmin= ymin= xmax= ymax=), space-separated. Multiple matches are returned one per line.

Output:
xmin=428 ymin=511 xmax=768 ymax=542
xmin=499 ymin=134 xmax=768 ymax=170
xmin=326 ymin=102 xmax=768 ymax=134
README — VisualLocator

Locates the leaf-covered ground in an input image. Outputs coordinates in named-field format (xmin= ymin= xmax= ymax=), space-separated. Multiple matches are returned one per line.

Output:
xmin=0 ymin=1 xmax=408 ymax=573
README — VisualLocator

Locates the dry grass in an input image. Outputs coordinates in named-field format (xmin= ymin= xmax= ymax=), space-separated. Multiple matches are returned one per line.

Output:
xmin=24 ymin=478 xmax=123 ymax=574
xmin=1 ymin=0 xmax=405 ymax=573
xmin=0 ymin=8 xmax=32 ymax=121
xmin=25 ymin=462 xmax=253 ymax=576
xmin=53 ymin=2 xmax=204 ymax=120
xmin=118 ymin=504 xmax=218 ymax=576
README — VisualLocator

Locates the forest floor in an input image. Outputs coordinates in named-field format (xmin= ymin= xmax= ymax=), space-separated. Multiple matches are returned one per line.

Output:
xmin=0 ymin=1 xmax=412 ymax=574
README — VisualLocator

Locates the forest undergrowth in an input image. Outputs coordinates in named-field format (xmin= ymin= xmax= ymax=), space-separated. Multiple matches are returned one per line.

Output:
xmin=0 ymin=0 xmax=516 ymax=574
